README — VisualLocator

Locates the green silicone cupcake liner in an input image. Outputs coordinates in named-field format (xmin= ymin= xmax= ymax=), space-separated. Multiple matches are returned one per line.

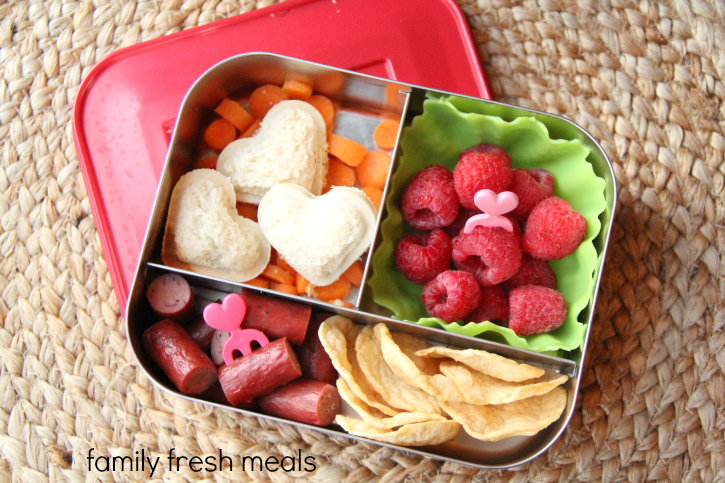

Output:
xmin=369 ymin=97 xmax=607 ymax=353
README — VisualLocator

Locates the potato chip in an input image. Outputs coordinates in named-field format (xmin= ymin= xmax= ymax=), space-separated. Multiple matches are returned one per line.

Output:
xmin=440 ymin=386 xmax=567 ymax=442
xmin=439 ymin=361 xmax=568 ymax=405
xmin=335 ymin=415 xmax=461 ymax=446
xmin=318 ymin=316 xmax=399 ymax=416
xmin=355 ymin=325 xmax=444 ymax=415
xmin=374 ymin=324 xmax=465 ymax=401
xmin=337 ymin=378 xmax=447 ymax=429
xmin=415 ymin=346 xmax=545 ymax=382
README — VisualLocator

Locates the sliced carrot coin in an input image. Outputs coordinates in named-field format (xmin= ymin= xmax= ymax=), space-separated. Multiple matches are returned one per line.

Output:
xmin=248 ymin=85 xmax=288 ymax=119
xmin=361 ymin=186 xmax=383 ymax=212
xmin=342 ymin=260 xmax=364 ymax=287
xmin=328 ymin=133 xmax=366 ymax=167
xmin=203 ymin=118 xmax=236 ymax=151
xmin=214 ymin=98 xmax=254 ymax=132
xmin=308 ymin=95 xmax=335 ymax=131
xmin=245 ymin=277 xmax=270 ymax=289
xmin=323 ymin=299 xmax=354 ymax=308
xmin=261 ymin=264 xmax=295 ymax=286
xmin=271 ymin=282 xmax=298 ymax=296
xmin=193 ymin=156 xmax=218 ymax=170
xmin=373 ymin=119 xmax=400 ymax=150
xmin=315 ymin=277 xmax=351 ymax=301
xmin=282 ymin=79 xmax=313 ymax=101
xmin=236 ymin=202 xmax=258 ymax=222
xmin=296 ymin=273 xmax=310 ymax=295
xmin=273 ymin=251 xmax=296 ymax=276
xmin=324 ymin=158 xmax=356 ymax=193
xmin=240 ymin=118 xmax=262 ymax=138
xmin=356 ymin=151 xmax=391 ymax=189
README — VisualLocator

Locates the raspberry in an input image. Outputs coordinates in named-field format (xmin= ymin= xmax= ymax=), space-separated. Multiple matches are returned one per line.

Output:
xmin=453 ymin=144 xmax=513 ymax=210
xmin=394 ymin=229 xmax=452 ymax=284
xmin=468 ymin=285 xmax=509 ymax=325
xmin=422 ymin=271 xmax=481 ymax=323
xmin=443 ymin=208 xmax=480 ymax=238
xmin=401 ymin=165 xmax=459 ymax=230
xmin=509 ymin=169 xmax=554 ymax=220
xmin=523 ymin=197 xmax=587 ymax=260
xmin=451 ymin=226 xmax=522 ymax=287
xmin=503 ymin=255 xmax=557 ymax=291
xmin=508 ymin=285 xmax=567 ymax=336
xmin=461 ymin=143 xmax=509 ymax=158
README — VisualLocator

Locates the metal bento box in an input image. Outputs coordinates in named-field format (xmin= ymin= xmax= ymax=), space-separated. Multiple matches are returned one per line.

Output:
xmin=125 ymin=53 xmax=616 ymax=469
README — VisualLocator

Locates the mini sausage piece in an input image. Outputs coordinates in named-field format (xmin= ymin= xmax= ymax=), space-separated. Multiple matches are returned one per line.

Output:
xmin=259 ymin=379 xmax=341 ymax=426
xmin=146 ymin=274 xmax=195 ymax=323
xmin=143 ymin=319 xmax=217 ymax=395
xmin=241 ymin=292 xmax=311 ymax=345
xmin=185 ymin=317 xmax=216 ymax=353
xmin=298 ymin=313 xmax=337 ymax=384
xmin=218 ymin=337 xmax=302 ymax=406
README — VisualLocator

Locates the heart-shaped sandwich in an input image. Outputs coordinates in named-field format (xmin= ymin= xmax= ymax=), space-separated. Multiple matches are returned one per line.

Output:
xmin=257 ymin=184 xmax=377 ymax=286
xmin=162 ymin=169 xmax=270 ymax=282
xmin=216 ymin=100 xmax=328 ymax=204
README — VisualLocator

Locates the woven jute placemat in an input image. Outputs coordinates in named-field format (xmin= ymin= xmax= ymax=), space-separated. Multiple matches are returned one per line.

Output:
xmin=0 ymin=0 xmax=723 ymax=481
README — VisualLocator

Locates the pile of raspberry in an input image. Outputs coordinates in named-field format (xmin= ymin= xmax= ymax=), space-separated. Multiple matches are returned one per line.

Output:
xmin=394 ymin=144 xmax=587 ymax=336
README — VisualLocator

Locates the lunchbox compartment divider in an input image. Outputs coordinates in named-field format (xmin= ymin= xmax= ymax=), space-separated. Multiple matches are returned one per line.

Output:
xmin=139 ymin=262 xmax=578 ymax=377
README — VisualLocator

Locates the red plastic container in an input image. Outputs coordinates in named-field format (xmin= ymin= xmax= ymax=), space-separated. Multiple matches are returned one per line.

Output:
xmin=72 ymin=0 xmax=490 ymax=313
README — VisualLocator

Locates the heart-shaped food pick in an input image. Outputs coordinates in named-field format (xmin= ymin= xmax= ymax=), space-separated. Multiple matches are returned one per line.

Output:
xmin=464 ymin=189 xmax=519 ymax=233
xmin=257 ymin=184 xmax=377 ymax=286
xmin=216 ymin=100 xmax=328 ymax=204
xmin=162 ymin=170 xmax=271 ymax=282
xmin=203 ymin=293 xmax=269 ymax=365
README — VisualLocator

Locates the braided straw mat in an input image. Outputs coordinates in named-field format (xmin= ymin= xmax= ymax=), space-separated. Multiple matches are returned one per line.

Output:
xmin=0 ymin=0 xmax=723 ymax=481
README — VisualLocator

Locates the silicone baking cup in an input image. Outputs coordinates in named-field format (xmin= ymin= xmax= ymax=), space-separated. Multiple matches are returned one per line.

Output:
xmin=370 ymin=96 xmax=607 ymax=354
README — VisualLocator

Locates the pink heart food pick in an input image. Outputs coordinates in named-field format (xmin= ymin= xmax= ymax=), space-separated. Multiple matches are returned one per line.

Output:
xmin=464 ymin=189 xmax=519 ymax=234
xmin=203 ymin=293 xmax=269 ymax=365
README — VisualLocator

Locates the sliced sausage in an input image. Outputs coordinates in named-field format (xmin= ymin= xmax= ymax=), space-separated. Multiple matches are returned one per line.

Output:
xmin=298 ymin=313 xmax=337 ymax=384
xmin=210 ymin=330 xmax=231 ymax=366
xmin=143 ymin=319 xmax=217 ymax=395
xmin=146 ymin=273 xmax=195 ymax=324
xmin=259 ymin=379 xmax=340 ymax=426
xmin=185 ymin=317 xmax=216 ymax=353
xmin=241 ymin=291 xmax=311 ymax=345
xmin=218 ymin=337 xmax=302 ymax=406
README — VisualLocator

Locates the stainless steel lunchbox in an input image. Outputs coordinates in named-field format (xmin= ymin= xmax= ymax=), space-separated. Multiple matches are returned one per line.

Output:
xmin=126 ymin=53 xmax=617 ymax=469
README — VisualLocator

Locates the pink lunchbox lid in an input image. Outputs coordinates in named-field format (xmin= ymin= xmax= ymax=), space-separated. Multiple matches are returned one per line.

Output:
xmin=72 ymin=0 xmax=491 ymax=314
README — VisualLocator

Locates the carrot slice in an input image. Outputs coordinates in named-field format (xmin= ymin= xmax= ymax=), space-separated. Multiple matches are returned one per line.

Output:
xmin=240 ymin=118 xmax=262 ymax=138
xmin=328 ymin=133 xmax=366 ymax=167
xmin=193 ymin=156 xmax=218 ymax=170
xmin=373 ymin=119 xmax=400 ymax=151
xmin=236 ymin=202 xmax=258 ymax=222
xmin=308 ymin=95 xmax=335 ymax=131
xmin=361 ymin=186 xmax=383 ymax=212
xmin=314 ymin=71 xmax=345 ymax=97
xmin=342 ymin=260 xmax=364 ymax=287
xmin=323 ymin=299 xmax=354 ymax=308
xmin=295 ymin=273 xmax=310 ymax=295
xmin=356 ymin=151 xmax=391 ymax=189
xmin=261 ymin=264 xmax=295 ymax=285
xmin=248 ymin=85 xmax=289 ymax=119
xmin=315 ymin=277 xmax=351 ymax=301
xmin=271 ymin=283 xmax=298 ymax=296
xmin=203 ymin=118 xmax=236 ymax=151
xmin=282 ymin=79 xmax=313 ymax=101
xmin=324 ymin=158 xmax=356 ymax=193
xmin=273 ymin=251 xmax=296 ymax=276
xmin=245 ymin=277 xmax=270 ymax=289
xmin=214 ymin=98 xmax=254 ymax=132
